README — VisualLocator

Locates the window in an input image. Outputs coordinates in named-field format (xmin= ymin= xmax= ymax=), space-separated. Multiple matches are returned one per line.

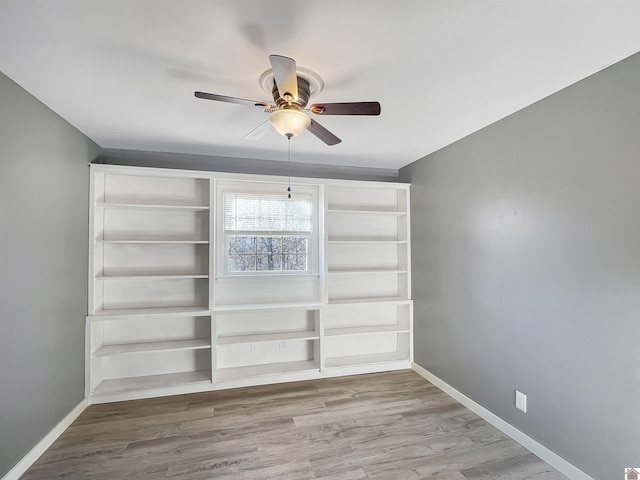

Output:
xmin=221 ymin=187 xmax=316 ymax=274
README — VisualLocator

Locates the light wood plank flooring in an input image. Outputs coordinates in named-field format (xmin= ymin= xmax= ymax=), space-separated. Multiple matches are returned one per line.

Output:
xmin=22 ymin=371 xmax=567 ymax=479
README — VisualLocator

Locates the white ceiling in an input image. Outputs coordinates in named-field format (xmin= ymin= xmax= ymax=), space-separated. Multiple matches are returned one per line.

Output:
xmin=1 ymin=1 xmax=640 ymax=170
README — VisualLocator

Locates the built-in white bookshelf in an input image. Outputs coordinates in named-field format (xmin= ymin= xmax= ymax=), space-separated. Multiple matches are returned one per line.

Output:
xmin=87 ymin=170 xmax=214 ymax=400
xmin=86 ymin=165 xmax=412 ymax=403
xmin=87 ymin=314 xmax=213 ymax=398
xmin=321 ymin=183 xmax=411 ymax=371
xmin=90 ymin=171 xmax=212 ymax=316
xmin=322 ymin=300 xmax=412 ymax=370
xmin=213 ymin=306 xmax=321 ymax=382
xmin=325 ymin=184 xmax=410 ymax=304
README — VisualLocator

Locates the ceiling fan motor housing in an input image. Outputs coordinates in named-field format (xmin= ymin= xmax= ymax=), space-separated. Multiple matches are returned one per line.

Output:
xmin=272 ymin=76 xmax=310 ymax=110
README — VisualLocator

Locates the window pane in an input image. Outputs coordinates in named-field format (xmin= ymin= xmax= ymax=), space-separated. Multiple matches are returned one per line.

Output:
xmin=283 ymin=237 xmax=307 ymax=254
xmin=228 ymin=254 xmax=256 ymax=272
xmin=256 ymin=237 xmax=282 ymax=254
xmin=227 ymin=234 xmax=307 ymax=273
xmin=228 ymin=255 xmax=242 ymax=272
xmin=256 ymin=254 xmax=282 ymax=271
xmin=283 ymin=254 xmax=306 ymax=271
xmin=224 ymin=192 xmax=312 ymax=233
xmin=272 ymin=237 xmax=283 ymax=254
xmin=228 ymin=236 xmax=256 ymax=255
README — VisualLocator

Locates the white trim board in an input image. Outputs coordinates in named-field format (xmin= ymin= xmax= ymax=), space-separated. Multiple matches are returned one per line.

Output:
xmin=2 ymin=399 xmax=88 ymax=480
xmin=411 ymin=363 xmax=594 ymax=480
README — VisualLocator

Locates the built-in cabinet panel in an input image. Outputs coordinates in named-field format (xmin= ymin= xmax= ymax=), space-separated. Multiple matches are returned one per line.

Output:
xmin=327 ymin=243 xmax=406 ymax=270
xmin=87 ymin=166 xmax=412 ymax=403
xmin=99 ymin=316 xmax=211 ymax=345
xmin=326 ymin=185 xmax=407 ymax=212
xmin=327 ymin=273 xmax=408 ymax=302
xmin=100 ymin=243 xmax=209 ymax=276
xmin=88 ymin=315 xmax=213 ymax=396
xmin=322 ymin=302 xmax=412 ymax=369
xmin=326 ymin=214 xmax=405 ymax=242
xmin=101 ymin=278 xmax=209 ymax=310
xmin=100 ymin=174 xmax=210 ymax=206
xmin=214 ymin=276 xmax=321 ymax=307
xmin=214 ymin=307 xmax=320 ymax=381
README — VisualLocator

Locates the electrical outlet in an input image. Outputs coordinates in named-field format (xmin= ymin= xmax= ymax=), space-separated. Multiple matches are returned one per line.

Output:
xmin=515 ymin=390 xmax=527 ymax=413
xmin=278 ymin=341 xmax=285 ymax=350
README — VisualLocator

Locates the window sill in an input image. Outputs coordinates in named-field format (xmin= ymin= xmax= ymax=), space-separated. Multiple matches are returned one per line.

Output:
xmin=215 ymin=272 xmax=321 ymax=281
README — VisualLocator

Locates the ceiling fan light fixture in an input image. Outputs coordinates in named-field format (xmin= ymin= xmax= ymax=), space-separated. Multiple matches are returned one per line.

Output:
xmin=269 ymin=109 xmax=311 ymax=137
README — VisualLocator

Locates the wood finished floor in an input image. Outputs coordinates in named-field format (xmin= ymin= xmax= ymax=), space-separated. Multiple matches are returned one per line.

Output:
xmin=22 ymin=371 xmax=567 ymax=480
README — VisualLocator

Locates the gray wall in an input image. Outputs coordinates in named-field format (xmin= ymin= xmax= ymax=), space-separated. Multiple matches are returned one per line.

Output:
xmin=0 ymin=71 xmax=100 ymax=477
xmin=95 ymin=148 xmax=403 ymax=183
xmin=401 ymin=52 xmax=640 ymax=479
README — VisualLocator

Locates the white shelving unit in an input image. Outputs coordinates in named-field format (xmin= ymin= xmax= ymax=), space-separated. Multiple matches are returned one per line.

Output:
xmin=325 ymin=184 xmax=410 ymax=306
xmin=213 ymin=305 xmax=321 ymax=383
xmin=93 ymin=371 xmax=212 ymax=396
xmin=87 ymin=313 xmax=213 ymax=399
xmin=87 ymin=169 xmax=214 ymax=401
xmin=322 ymin=299 xmax=412 ymax=371
xmin=86 ymin=165 xmax=412 ymax=403
xmin=323 ymin=183 xmax=412 ymax=370
xmin=90 ymin=171 xmax=211 ymax=315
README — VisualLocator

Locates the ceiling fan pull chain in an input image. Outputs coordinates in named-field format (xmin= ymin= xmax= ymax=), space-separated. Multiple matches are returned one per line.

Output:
xmin=286 ymin=133 xmax=293 ymax=198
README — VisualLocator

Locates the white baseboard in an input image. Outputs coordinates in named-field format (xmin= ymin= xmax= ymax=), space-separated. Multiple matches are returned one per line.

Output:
xmin=411 ymin=363 xmax=594 ymax=480
xmin=2 ymin=399 xmax=88 ymax=480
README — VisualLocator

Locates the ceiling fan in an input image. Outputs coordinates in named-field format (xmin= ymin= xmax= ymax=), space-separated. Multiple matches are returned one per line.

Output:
xmin=194 ymin=54 xmax=381 ymax=146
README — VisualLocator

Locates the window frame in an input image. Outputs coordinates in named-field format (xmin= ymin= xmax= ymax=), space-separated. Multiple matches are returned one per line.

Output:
xmin=215 ymin=181 xmax=320 ymax=277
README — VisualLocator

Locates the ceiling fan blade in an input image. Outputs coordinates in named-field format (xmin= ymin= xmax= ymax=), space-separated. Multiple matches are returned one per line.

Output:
xmin=244 ymin=120 xmax=271 ymax=140
xmin=194 ymin=91 xmax=270 ymax=109
xmin=269 ymin=54 xmax=298 ymax=102
xmin=309 ymin=101 xmax=381 ymax=116
xmin=307 ymin=119 xmax=341 ymax=146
